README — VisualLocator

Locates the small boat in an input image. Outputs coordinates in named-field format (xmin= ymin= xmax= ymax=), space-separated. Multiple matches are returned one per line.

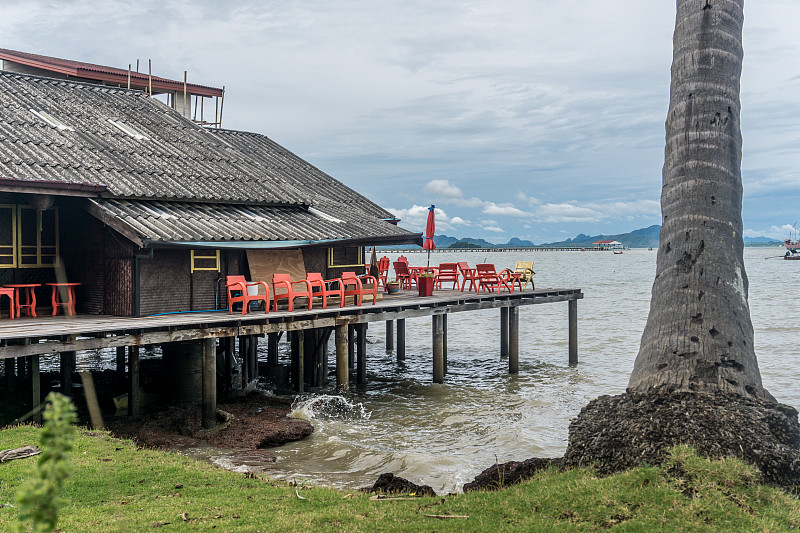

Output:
xmin=613 ymin=251 xmax=624 ymax=255
xmin=785 ymin=238 xmax=800 ymax=260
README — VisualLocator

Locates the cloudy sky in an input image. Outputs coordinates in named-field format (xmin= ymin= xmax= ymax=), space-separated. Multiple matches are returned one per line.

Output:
xmin=3 ymin=0 xmax=799 ymax=243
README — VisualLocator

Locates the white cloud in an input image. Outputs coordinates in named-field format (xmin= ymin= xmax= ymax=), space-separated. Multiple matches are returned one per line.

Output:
xmin=744 ymin=224 xmax=793 ymax=240
xmin=482 ymin=225 xmax=505 ymax=233
xmin=535 ymin=203 xmax=604 ymax=223
xmin=450 ymin=216 xmax=470 ymax=225
xmin=482 ymin=202 xmax=531 ymax=217
xmin=424 ymin=179 xmax=463 ymax=200
xmin=389 ymin=204 xmax=461 ymax=233
xmin=515 ymin=191 xmax=541 ymax=205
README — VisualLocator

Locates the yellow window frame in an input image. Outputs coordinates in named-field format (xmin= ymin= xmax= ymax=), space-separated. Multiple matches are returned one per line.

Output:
xmin=16 ymin=205 xmax=59 ymax=269
xmin=190 ymin=249 xmax=220 ymax=273
xmin=327 ymin=246 xmax=364 ymax=268
xmin=0 ymin=204 xmax=16 ymax=268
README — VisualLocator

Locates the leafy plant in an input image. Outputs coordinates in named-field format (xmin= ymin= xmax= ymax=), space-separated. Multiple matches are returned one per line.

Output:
xmin=15 ymin=392 xmax=77 ymax=533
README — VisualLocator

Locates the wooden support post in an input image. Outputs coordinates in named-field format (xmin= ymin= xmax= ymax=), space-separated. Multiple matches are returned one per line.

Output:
xmin=290 ymin=332 xmax=300 ymax=390
xmin=322 ymin=330 xmax=329 ymax=384
xmin=249 ymin=335 xmax=258 ymax=380
xmin=443 ymin=313 xmax=448 ymax=374
xmin=509 ymin=306 xmax=519 ymax=374
xmin=202 ymin=337 xmax=217 ymax=429
xmin=356 ymin=323 xmax=367 ymax=385
xmin=116 ymin=346 xmax=126 ymax=376
xmin=432 ymin=314 xmax=444 ymax=384
xmin=239 ymin=336 xmax=249 ymax=385
xmin=303 ymin=330 xmax=315 ymax=387
xmin=128 ymin=346 xmax=140 ymax=417
xmin=296 ymin=331 xmax=305 ymax=393
xmin=396 ymin=318 xmax=406 ymax=362
xmin=569 ymin=299 xmax=578 ymax=366
xmin=60 ymin=351 xmax=75 ymax=398
xmin=500 ymin=306 xmax=509 ymax=358
xmin=31 ymin=354 xmax=41 ymax=424
xmin=348 ymin=324 xmax=355 ymax=369
xmin=385 ymin=320 xmax=394 ymax=354
xmin=4 ymin=358 xmax=14 ymax=390
xmin=268 ymin=333 xmax=279 ymax=366
xmin=336 ymin=324 xmax=349 ymax=392
xmin=223 ymin=337 xmax=234 ymax=391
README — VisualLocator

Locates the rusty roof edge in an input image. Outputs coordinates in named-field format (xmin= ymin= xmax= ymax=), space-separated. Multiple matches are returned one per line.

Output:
xmin=0 ymin=177 xmax=108 ymax=194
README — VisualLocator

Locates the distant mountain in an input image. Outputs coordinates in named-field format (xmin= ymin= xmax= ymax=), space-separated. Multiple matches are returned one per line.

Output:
xmin=743 ymin=236 xmax=781 ymax=244
xmin=540 ymin=225 xmax=661 ymax=248
xmin=430 ymin=226 xmax=778 ymax=250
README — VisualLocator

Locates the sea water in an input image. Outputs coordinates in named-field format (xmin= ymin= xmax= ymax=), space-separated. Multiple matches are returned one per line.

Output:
xmin=43 ymin=247 xmax=800 ymax=494
xmin=216 ymin=247 xmax=799 ymax=494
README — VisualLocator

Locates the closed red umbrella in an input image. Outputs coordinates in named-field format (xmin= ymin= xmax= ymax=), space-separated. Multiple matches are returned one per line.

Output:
xmin=423 ymin=205 xmax=435 ymax=268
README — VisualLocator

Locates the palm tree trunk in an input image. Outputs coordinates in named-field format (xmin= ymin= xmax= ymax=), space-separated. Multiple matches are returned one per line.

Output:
xmin=628 ymin=0 xmax=773 ymax=402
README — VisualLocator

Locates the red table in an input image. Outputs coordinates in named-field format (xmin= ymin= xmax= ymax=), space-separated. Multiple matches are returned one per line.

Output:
xmin=4 ymin=283 xmax=41 ymax=317
xmin=46 ymin=282 xmax=80 ymax=316
xmin=0 ymin=287 xmax=14 ymax=319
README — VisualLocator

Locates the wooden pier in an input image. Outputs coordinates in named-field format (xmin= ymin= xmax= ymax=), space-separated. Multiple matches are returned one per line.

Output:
xmin=0 ymin=287 xmax=582 ymax=428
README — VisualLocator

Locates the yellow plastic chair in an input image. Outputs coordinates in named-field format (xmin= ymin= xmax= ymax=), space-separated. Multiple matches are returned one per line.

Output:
xmin=512 ymin=261 xmax=535 ymax=290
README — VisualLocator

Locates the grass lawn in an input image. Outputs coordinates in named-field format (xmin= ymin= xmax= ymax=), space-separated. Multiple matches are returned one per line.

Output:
xmin=1 ymin=424 xmax=799 ymax=532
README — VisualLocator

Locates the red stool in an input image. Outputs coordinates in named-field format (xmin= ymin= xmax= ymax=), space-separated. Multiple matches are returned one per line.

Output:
xmin=0 ymin=287 xmax=15 ymax=319
xmin=46 ymin=283 xmax=81 ymax=316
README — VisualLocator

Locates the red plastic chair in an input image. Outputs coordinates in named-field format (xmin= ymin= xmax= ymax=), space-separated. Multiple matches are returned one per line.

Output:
xmin=307 ymin=273 xmax=345 ymax=309
xmin=377 ymin=256 xmax=391 ymax=288
xmin=397 ymin=255 xmax=408 ymax=264
xmin=393 ymin=261 xmax=415 ymax=289
xmin=435 ymin=263 xmax=460 ymax=290
xmin=272 ymin=274 xmax=313 ymax=311
xmin=225 ymin=275 xmax=269 ymax=315
xmin=457 ymin=262 xmax=478 ymax=292
xmin=476 ymin=264 xmax=513 ymax=294
xmin=341 ymin=271 xmax=378 ymax=306
xmin=0 ymin=287 xmax=15 ymax=319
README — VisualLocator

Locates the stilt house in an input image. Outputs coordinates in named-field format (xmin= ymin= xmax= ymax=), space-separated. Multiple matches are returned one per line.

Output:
xmin=0 ymin=49 xmax=420 ymax=317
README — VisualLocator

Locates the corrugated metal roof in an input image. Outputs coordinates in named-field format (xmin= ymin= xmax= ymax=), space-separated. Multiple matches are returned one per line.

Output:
xmin=90 ymin=198 xmax=416 ymax=245
xmin=209 ymin=128 xmax=396 ymax=221
xmin=0 ymin=48 xmax=223 ymax=97
xmin=0 ymin=71 xmax=310 ymax=204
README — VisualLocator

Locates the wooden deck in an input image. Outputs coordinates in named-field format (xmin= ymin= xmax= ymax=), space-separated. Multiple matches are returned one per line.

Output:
xmin=0 ymin=287 xmax=582 ymax=360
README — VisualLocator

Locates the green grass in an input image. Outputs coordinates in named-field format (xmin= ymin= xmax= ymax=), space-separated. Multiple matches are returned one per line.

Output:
xmin=1 ymin=424 xmax=799 ymax=532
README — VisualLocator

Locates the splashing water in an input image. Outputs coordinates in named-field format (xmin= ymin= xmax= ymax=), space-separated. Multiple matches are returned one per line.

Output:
xmin=288 ymin=394 xmax=371 ymax=422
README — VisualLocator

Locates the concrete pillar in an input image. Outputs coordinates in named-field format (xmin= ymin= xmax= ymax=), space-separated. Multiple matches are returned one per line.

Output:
xmin=433 ymin=314 xmax=444 ymax=383
xmin=296 ymin=331 xmax=305 ymax=393
xmin=60 ymin=351 xmax=75 ymax=398
xmin=31 ymin=354 xmax=40 ymax=424
xmin=202 ymin=338 xmax=217 ymax=429
xmin=128 ymin=346 xmax=140 ymax=417
xmin=116 ymin=346 xmax=126 ymax=376
xmin=385 ymin=320 xmax=394 ymax=354
xmin=268 ymin=333 xmax=279 ymax=366
xmin=509 ymin=306 xmax=519 ymax=374
xmin=396 ymin=318 xmax=406 ymax=362
xmin=348 ymin=324 xmax=355 ymax=369
xmin=500 ymin=307 xmax=509 ymax=358
xmin=443 ymin=313 xmax=448 ymax=374
xmin=569 ymin=299 xmax=578 ymax=366
xmin=356 ymin=323 xmax=367 ymax=385
xmin=336 ymin=324 xmax=349 ymax=393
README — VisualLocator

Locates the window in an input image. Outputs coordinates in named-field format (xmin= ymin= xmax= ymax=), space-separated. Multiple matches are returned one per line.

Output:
xmin=190 ymin=249 xmax=220 ymax=273
xmin=0 ymin=205 xmax=59 ymax=268
xmin=30 ymin=109 xmax=74 ymax=131
xmin=107 ymin=118 xmax=147 ymax=140
xmin=0 ymin=205 xmax=16 ymax=268
xmin=327 ymin=246 xmax=364 ymax=268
